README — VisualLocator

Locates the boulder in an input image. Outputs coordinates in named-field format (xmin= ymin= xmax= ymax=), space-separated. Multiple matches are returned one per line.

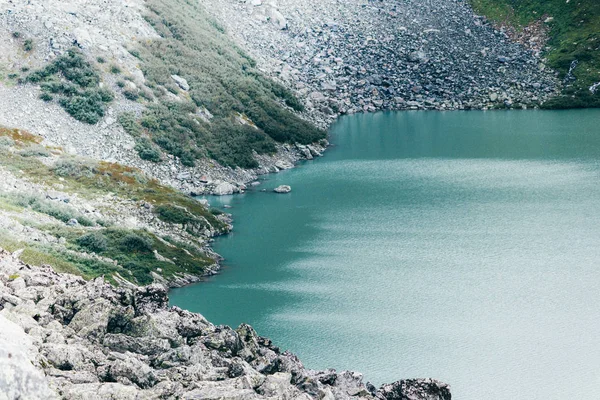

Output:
xmin=213 ymin=182 xmax=237 ymax=196
xmin=171 ymin=75 xmax=190 ymax=91
xmin=273 ymin=185 xmax=291 ymax=193
xmin=0 ymin=315 xmax=56 ymax=399
xmin=377 ymin=379 xmax=451 ymax=400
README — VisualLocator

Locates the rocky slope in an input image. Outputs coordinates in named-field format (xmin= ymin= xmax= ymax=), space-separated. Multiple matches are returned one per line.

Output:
xmin=200 ymin=0 xmax=559 ymax=119
xmin=0 ymin=249 xmax=451 ymax=400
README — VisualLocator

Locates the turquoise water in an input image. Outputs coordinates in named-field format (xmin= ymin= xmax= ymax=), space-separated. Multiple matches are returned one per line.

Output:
xmin=170 ymin=110 xmax=600 ymax=400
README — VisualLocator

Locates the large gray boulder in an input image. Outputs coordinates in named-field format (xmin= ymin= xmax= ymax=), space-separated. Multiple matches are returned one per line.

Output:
xmin=213 ymin=182 xmax=238 ymax=196
xmin=0 ymin=315 xmax=56 ymax=399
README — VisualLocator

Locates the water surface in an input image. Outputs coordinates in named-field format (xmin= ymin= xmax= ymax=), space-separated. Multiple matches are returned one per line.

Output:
xmin=171 ymin=110 xmax=600 ymax=400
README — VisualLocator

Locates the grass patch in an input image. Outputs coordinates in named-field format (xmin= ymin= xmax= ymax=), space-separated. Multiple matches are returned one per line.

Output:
xmin=1 ymin=192 xmax=95 ymax=226
xmin=469 ymin=0 xmax=600 ymax=107
xmin=45 ymin=226 xmax=214 ymax=285
xmin=0 ymin=127 xmax=42 ymax=145
xmin=0 ymin=126 xmax=228 ymax=234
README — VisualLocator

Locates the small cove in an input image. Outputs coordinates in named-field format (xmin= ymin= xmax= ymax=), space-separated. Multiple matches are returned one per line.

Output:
xmin=171 ymin=110 xmax=600 ymax=400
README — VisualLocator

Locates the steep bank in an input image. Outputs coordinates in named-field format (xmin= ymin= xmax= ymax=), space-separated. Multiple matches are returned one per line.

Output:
xmin=0 ymin=249 xmax=451 ymax=400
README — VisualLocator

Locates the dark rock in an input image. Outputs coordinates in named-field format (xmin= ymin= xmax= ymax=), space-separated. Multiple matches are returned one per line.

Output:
xmin=377 ymin=379 xmax=451 ymax=400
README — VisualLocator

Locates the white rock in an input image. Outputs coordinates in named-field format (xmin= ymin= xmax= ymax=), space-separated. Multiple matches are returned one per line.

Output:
xmin=0 ymin=315 xmax=56 ymax=399
xmin=273 ymin=185 xmax=291 ymax=193
xmin=214 ymin=182 xmax=237 ymax=196
xmin=171 ymin=75 xmax=190 ymax=91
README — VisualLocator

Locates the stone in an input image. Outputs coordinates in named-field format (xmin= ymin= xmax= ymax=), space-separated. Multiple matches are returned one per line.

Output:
xmin=0 ymin=315 xmax=56 ymax=399
xmin=376 ymin=379 xmax=451 ymax=400
xmin=171 ymin=75 xmax=190 ymax=91
xmin=213 ymin=182 xmax=237 ymax=196
xmin=0 ymin=249 xmax=451 ymax=399
xmin=273 ymin=185 xmax=291 ymax=193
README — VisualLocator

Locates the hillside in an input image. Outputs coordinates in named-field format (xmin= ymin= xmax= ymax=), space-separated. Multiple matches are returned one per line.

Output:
xmin=469 ymin=0 xmax=600 ymax=107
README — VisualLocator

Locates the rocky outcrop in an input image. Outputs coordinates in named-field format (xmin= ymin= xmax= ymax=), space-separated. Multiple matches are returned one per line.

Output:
xmin=0 ymin=248 xmax=451 ymax=399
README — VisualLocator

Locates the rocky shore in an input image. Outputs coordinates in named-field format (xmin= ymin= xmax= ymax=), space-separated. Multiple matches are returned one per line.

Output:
xmin=0 ymin=249 xmax=451 ymax=399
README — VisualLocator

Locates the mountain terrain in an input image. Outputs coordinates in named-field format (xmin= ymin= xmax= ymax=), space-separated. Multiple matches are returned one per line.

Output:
xmin=0 ymin=0 xmax=598 ymax=398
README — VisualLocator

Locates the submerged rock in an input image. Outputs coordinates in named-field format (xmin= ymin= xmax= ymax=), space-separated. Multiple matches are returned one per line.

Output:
xmin=274 ymin=185 xmax=292 ymax=193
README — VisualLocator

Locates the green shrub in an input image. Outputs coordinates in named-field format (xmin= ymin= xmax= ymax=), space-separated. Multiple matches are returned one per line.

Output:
xmin=119 ymin=233 xmax=153 ymax=253
xmin=0 ymin=137 xmax=15 ymax=148
xmin=123 ymin=88 xmax=139 ymax=101
xmin=76 ymin=232 xmax=108 ymax=252
xmin=98 ymin=88 xmax=114 ymax=102
xmin=139 ymin=89 xmax=153 ymax=101
xmin=59 ymin=92 xmax=106 ymax=124
xmin=23 ymin=39 xmax=33 ymax=52
xmin=128 ymin=48 xmax=141 ymax=59
xmin=53 ymin=159 xmax=97 ymax=178
xmin=135 ymin=138 xmax=162 ymax=162
xmin=110 ymin=64 xmax=121 ymax=74
xmin=27 ymin=49 xmax=114 ymax=123
xmin=116 ymin=80 xmax=126 ymax=88
xmin=118 ymin=112 xmax=143 ymax=137
xmin=18 ymin=145 xmax=50 ymax=157
xmin=96 ymin=57 xmax=106 ymax=64
xmin=40 ymin=92 xmax=53 ymax=102
xmin=12 ymin=32 xmax=20 ymax=38
xmin=115 ymin=0 xmax=325 ymax=168
xmin=154 ymin=204 xmax=196 ymax=225
xmin=3 ymin=193 xmax=94 ymax=226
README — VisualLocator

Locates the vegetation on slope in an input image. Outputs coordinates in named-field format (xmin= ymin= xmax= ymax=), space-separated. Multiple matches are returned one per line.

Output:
xmin=469 ymin=0 xmax=600 ymax=108
xmin=117 ymin=0 xmax=325 ymax=168
xmin=0 ymin=127 xmax=226 ymax=285
xmin=27 ymin=49 xmax=114 ymax=124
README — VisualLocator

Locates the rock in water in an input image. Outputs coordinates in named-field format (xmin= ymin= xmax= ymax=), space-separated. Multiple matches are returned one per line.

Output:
xmin=376 ymin=379 xmax=451 ymax=400
xmin=274 ymin=185 xmax=291 ymax=193
xmin=213 ymin=182 xmax=237 ymax=195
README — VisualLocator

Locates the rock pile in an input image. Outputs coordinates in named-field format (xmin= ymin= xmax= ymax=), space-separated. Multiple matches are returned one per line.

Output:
xmin=0 ymin=249 xmax=451 ymax=399
xmin=201 ymin=0 xmax=559 ymax=124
